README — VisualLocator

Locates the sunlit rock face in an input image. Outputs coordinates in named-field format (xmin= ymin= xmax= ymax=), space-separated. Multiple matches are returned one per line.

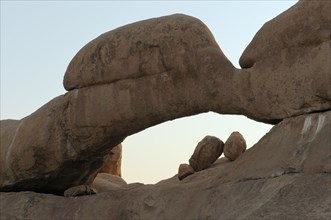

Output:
xmin=0 ymin=0 xmax=330 ymax=200
xmin=99 ymin=144 xmax=122 ymax=177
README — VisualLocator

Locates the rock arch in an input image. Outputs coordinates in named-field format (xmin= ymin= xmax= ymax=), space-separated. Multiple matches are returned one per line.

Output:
xmin=0 ymin=0 xmax=330 ymax=194
xmin=121 ymin=113 xmax=272 ymax=184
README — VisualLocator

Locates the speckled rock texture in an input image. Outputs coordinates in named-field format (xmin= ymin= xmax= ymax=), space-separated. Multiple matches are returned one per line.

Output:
xmin=178 ymin=164 xmax=195 ymax=180
xmin=224 ymin=132 xmax=246 ymax=161
xmin=1 ymin=111 xmax=330 ymax=219
xmin=0 ymin=0 xmax=330 ymax=200
xmin=189 ymin=135 xmax=224 ymax=171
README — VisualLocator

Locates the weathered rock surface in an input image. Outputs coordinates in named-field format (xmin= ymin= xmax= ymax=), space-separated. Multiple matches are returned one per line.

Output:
xmin=1 ymin=111 xmax=330 ymax=219
xmin=1 ymin=0 xmax=330 ymax=193
xmin=224 ymin=131 xmax=246 ymax=161
xmin=91 ymin=173 xmax=127 ymax=193
xmin=189 ymin=136 xmax=223 ymax=171
xmin=238 ymin=0 xmax=331 ymax=121
xmin=0 ymin=95 xmax=123 ymax=194
xmin=63 ymin=14 xmax=231 ymax=91
xmin=64 ymin=185 xmax=96 ymax=197
xmin=178 ymin=164 xmax=195 ymax=180
xmin=99 ymin=144 xmax=122 ymax=176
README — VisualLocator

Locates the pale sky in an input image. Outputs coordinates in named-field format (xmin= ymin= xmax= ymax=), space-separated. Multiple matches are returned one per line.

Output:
xmin=1 ymin=1 xmax=297 ymax=184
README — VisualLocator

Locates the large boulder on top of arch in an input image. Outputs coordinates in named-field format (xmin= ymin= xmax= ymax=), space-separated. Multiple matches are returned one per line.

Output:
xmin=0 ymin=0 xmax=330 ymax=194
xmin=63 ymin=14 xmax=233 ymax=91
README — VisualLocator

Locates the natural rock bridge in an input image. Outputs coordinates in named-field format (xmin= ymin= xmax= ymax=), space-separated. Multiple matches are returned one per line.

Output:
xmin=1 ymin=0 xmax=330 ymax=195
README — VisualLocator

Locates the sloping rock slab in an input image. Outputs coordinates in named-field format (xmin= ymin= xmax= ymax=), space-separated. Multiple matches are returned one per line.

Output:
xmin=1 ymin=111 xmax=330 ymax=219
xmin=1 ymin=174 xmax=330 ymax=220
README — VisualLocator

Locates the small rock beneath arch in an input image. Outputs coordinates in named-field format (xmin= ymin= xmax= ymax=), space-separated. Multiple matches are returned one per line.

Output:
xmin=224 ymin=131 xmax=247 ymax=161
xmin=178 ymin=163 xmax=195 ymax=180
xmin=64 ymin=185 xmax=96 ymax=197
xmin=189 ymin=136 xmax=224 ymax=172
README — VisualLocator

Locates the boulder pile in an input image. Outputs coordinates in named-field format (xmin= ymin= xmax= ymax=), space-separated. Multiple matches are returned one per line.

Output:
xmin=178 ymin=132 xmax=246 ymax=180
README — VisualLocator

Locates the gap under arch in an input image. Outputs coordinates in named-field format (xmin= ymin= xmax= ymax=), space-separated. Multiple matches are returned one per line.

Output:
xmin=121 ymin=112 xmax=272 ymax=184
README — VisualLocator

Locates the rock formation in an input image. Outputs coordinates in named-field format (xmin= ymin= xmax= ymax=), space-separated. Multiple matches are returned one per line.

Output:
xmin=0 ymin=0 xmax=330 ymax=194
xmin=91 ymin=173 xmax=127 ymax=193
xmin=178 ymin=163 xmax=195 ymax=180
xmin=189 ymin=136 xmax=224 ymax=171
xmin=1 ymin=111 xmax=330 ymax=219
xmin=180 ymin=132 xmax=246 ymax=180
xmin=63 ymin=185 xmax=96 ymax=197
xmin=99 ymin=144 xmax=122 ymax=176
xmin=223 ymin=131 xmax=246 ymax=161
xmin=64 ymin=172 xmax=128 ymax=196
xmin=0 ymin=0 xmax=330 ymax=218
